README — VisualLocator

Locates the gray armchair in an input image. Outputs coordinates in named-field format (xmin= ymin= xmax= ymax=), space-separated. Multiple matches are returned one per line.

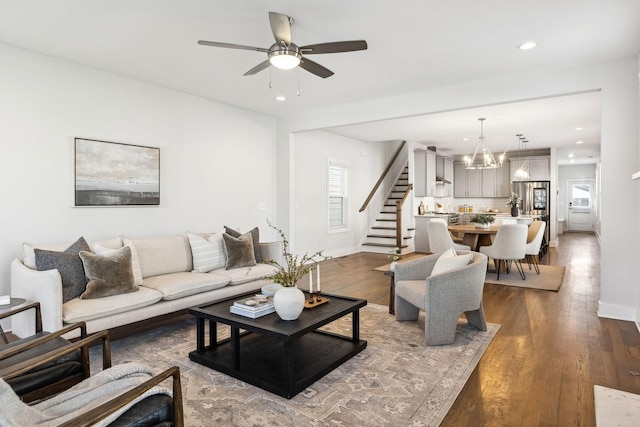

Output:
xmin=394 ymin=250 xmax=488 ymax=345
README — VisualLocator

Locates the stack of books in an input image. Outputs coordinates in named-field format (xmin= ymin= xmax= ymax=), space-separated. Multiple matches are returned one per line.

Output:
xmin=230 ymin=295 xmax=275 ymax=318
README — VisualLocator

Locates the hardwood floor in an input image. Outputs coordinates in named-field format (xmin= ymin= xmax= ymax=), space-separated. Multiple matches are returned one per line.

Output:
xmin=319 ymin=233 xmax=640 ymax=426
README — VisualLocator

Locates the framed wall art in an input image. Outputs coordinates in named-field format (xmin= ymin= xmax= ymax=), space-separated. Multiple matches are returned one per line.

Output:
xmin=74 ymin=138 xmax=160 ymax=206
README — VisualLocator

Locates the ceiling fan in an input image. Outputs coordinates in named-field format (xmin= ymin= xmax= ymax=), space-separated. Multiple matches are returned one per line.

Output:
xmin=197 ymin=11 xmax=367 ymax=78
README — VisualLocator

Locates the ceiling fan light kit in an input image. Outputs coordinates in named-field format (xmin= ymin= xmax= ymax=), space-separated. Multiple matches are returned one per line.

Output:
xmin=268 ymin=43 xmax=301 ymax=69
xmin=464 ymin=118 xmax=505 ymax=170
xmin=198 ymin=11 xmax=367 ymax=78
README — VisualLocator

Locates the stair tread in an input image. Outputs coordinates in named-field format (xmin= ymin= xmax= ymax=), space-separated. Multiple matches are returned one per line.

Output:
xmin=362 ymin=243 xmax=409 ymax=248
xmin=366 ymin=234 xmax=413 ymax=239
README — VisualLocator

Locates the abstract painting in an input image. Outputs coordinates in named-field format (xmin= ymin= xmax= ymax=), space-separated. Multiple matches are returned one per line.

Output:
xmin=75 ymin=138 xmax=160 ymax=206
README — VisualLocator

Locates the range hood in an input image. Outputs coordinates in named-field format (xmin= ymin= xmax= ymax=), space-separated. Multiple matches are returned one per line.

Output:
xmin=427 ymin=146 xmax=451 ymax=184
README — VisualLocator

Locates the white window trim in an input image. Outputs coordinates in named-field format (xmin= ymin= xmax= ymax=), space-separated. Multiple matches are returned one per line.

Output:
xmin=327 ymin=158 xmax=349 ymax=234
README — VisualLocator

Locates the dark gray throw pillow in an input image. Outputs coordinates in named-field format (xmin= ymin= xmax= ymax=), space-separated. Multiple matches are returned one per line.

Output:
xmin=222 ymin=233 xmax=257 ymax=270
xmin=79 ymin=246 xmax=137 ymax=299
xmin=34 ymin=237 xmax=91 ymax=303
xmin=224 ymin=226 xmax=262 ymax=263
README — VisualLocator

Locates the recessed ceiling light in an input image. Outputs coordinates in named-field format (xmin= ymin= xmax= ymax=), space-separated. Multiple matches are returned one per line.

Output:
xmin=575 ymin=127 xmax=583 ymax=131
xmin=275 ymin=95 xmax=286 ymax=101
xmin=518 ymin=41 xmax=537 ymax=50
xmin=568 ymin=153 xmax=574 ymax=158
xmin=462 ymin=138 xmax=469 ymax=141
xmin=576 ymin=140 xmax=584 ymax=144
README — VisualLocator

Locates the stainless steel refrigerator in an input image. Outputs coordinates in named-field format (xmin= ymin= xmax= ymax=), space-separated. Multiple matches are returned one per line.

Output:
xmin=512 ymin=180 xmax=550 ymax=257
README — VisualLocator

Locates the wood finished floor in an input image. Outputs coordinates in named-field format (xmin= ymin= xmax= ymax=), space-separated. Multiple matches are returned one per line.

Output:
xmin=319 ymin=233 xmax=640 ymax=426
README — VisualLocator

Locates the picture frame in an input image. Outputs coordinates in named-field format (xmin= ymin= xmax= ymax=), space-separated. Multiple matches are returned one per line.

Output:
xmin=74 ymin=138 xmax=160 ymax=206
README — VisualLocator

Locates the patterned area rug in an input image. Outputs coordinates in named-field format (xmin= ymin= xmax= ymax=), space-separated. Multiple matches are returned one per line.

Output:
xmin=90 ymin=304 xmax=499 ymax=426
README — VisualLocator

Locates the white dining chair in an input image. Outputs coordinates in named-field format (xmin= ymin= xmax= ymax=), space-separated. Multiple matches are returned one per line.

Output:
xmin=525 ymin=220 xmax=546 ymax=274
xmin=427 ymin=220 xmax=471 ymax=253
xmin=479 ymin=224 xmax=528 ymax=280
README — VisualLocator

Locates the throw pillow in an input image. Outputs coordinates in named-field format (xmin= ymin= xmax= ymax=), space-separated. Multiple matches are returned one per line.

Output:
xmin=187 ymin=232 xmax=226 ymax=272
xmin=224 ymin=226 xmax=262 ymax=263
xmin=95 ymin=241 xmax=143 ymax=286
xmin=34 ymin=237 xmax=91 ymax=303
xmin=79 ymin=246 xmax=137 ymax=299
xmin=431 ymin=248 xmax=473 ymax=276
xmin=222 ymin=232 xmax=257 ymax=270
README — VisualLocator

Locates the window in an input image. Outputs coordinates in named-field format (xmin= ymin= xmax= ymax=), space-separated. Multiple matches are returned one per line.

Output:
xmin=328 ymin=159 xmax=349 ymax=232
xmin=571 ymin=184 xmax=591 ymax=209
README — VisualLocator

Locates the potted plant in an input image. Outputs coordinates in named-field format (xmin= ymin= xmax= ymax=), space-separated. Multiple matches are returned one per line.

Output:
xmin=506 ymin=192 xmax=522 ymax=217
xmin=264 ymin=220 xmax=330 ymax=320
xmin=469 ymin=214 xmax=495 ymax=229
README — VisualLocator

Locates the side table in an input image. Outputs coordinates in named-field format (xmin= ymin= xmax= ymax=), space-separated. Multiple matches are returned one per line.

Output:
xmin=0 ymin=297 xmax=27 ymax=343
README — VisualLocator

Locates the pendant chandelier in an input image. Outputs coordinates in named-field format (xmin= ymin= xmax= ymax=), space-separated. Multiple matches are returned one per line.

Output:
xmin=464 ymin=118 xmax=505 ymax=170
xmin=513 ymin=134 xmax=531 ymax=179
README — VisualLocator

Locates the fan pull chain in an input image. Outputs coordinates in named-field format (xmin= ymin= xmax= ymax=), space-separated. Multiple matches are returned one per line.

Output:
xmin=297 ymin=68 xmax=301 ymax=96
xmin=269 ymin=66 xmax=272 ymax=89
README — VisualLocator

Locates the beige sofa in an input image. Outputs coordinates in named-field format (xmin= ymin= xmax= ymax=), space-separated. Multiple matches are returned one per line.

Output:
xmin=10 ymin=233 xmax=281 ymax=338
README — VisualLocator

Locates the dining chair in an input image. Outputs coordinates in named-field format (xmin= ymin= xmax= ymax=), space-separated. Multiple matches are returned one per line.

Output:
xmin=479 ymin=224 xmax=528 ymax=280
xmin=426 ymin=220 xmax=471 ymax=253
xmin=525 ymin=220 xmax=546 ymax=274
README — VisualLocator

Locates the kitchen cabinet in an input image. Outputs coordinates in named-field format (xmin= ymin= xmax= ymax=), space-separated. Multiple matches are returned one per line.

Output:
xmin=435 ymin=156 xmax=453 ymax=197
xmin=454 ymin=163 xmax=483 ymax=198
xmin=414 ymin=150 xmax=437 ymax=197
xmin=482 ymin=161 xmax=511 ymax=197
xmin=511 ymin=157 xmax=550 ymax=181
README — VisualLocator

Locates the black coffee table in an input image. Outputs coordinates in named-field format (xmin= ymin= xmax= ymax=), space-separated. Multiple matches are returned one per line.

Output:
xmin=188 ymin=291 xmax=367 ymax=398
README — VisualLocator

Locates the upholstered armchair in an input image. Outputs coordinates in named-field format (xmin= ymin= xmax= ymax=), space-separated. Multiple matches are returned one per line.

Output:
xmin=394 ymin=250 xmax=488 ymax=345
xmin=0 ymin=302 xmax=111 ymax=402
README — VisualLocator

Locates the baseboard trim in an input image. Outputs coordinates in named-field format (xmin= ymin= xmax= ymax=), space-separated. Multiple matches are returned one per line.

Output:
xmin=597 ymin=300 xmax=636 ymax=322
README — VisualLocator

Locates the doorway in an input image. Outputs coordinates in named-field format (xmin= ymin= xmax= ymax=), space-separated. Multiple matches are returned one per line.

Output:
xmin=567 ymin=179 xmax=595 ymax=232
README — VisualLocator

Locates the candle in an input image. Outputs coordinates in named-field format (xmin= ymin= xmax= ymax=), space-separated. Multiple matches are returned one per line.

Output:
xmin=309 ymin=268 xmax=314 ymax=293
xmin=317 ymin=263 xmax=321 ymax=293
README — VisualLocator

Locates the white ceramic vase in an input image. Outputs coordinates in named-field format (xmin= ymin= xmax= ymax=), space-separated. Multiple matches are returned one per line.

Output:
xmin=273 ymin=286 xmax=305 ymax=320
xmin=474 ymin=223 xmax=490 ymax=229
xmin=390 ymin=261 xmax=397 ymax=272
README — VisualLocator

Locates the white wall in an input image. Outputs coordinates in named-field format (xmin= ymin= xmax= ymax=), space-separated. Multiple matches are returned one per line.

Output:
xmin=0 ymin=43 xmax=278 ymax=297
xmin=278 ymin=57 xmax=640 ymax=322
xmin=292 ymin=130 xmax=392 ymax=257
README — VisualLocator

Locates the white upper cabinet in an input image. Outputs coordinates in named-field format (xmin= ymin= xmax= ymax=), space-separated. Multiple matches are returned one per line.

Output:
xmin=414 ymin=150 xmax=436 ymax=197
xmin=454 ymin=164 xmax=483 ymax=197
xmin=482 ymin=161 xmax=511 ymax=197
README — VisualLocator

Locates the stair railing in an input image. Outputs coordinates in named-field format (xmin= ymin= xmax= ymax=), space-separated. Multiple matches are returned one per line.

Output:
xmin=395 ymin=183 xmax=413 ymax=248
xmin=359 ymin=140 xmax=406 ymax=213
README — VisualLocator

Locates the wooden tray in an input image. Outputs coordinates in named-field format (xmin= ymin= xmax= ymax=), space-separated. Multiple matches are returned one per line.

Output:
xmin=304 ymin=296 xmax=329 ymax=309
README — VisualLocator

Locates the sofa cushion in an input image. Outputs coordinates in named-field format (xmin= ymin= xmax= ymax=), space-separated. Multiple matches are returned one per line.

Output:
xmin=63 ymin=286 xmax=163 ymax=323
xmin=223 ymin=233 xmax=256 ymax=269
xmin=141 ymin=271 xmax=229 ymax=301
xmin=187 ymin=232 xmax=226 ymax=273
xmin=127 ymin=235 xmax=192 ymax=278
xmin=224 ymin=226 xmax=263 ymax=263
xmin=79 ymin=246 xmax=137 ymax=299
xmin=34 ymin=237 xmax=91 ymax=303
xmin=217 ymin=263 xmax=279 ymax=285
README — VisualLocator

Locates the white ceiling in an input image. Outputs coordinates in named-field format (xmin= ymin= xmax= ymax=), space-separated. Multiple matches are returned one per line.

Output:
xmin=1 ymin=1 xmax=638 ymax=163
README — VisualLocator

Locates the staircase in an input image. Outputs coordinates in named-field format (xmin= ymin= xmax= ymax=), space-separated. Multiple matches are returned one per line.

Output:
xmin=362 ymin=166 xmax=414 ymax=254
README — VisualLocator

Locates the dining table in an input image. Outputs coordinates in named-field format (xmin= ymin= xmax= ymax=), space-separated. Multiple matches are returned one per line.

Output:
xmin=448 ymin=224 xmax=500 ymax=251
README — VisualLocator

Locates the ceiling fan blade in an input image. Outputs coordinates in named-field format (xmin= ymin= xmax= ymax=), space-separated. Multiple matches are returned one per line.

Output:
xmin=269 ymin=11 xmax=292 ymax=46
xmin=243 ymin=60 xmax=271 ymax=76
xmin=300 ymin=40 xmax=368 ymax=54
xmin=198 ymin=40 xmax=268 ymax=52
xmin=299 ymin=57 xmax=334 ymax=78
